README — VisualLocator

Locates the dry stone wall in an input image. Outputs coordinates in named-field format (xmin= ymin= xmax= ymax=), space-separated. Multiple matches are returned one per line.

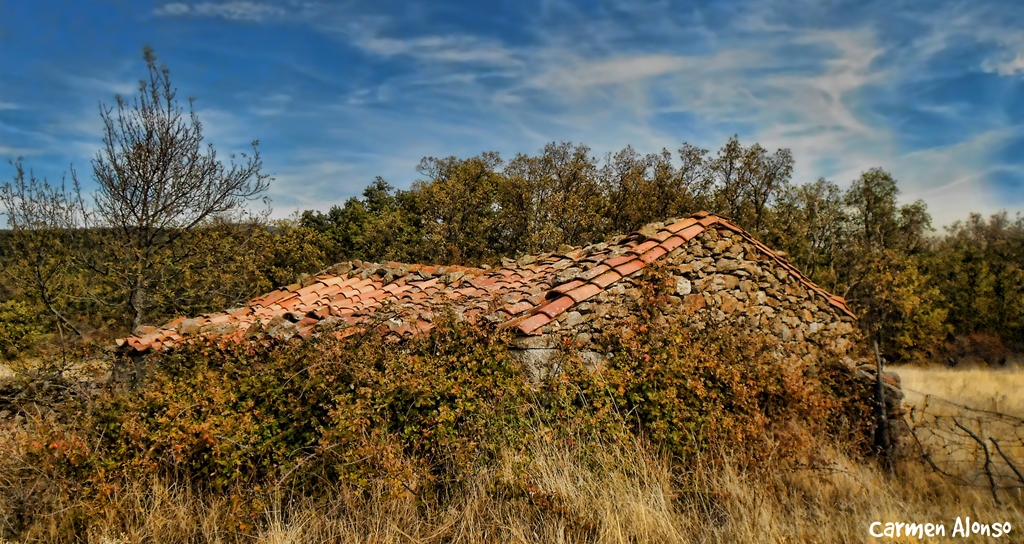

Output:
xmin=513 ymin=226 xmax=857 ymax=356
xmin=509 ymin=225 xmax=906 ymax=445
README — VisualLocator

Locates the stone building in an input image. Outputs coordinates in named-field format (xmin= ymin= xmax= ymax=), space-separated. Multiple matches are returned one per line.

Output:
xmin=120 ymin=211 xmax=903 ymax=434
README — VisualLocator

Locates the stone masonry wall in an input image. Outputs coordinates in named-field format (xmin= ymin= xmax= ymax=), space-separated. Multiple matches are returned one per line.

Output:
xmin=509 ymin=225 xmax=906 ymax=445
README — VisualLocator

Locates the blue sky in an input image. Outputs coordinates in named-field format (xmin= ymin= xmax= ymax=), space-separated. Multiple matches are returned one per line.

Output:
xmin=1 ymin=0 xmax=1023 ymax=226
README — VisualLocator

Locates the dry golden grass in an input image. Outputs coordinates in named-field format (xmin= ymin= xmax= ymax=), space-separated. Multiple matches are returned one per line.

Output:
xmin=896 ymin=364 xmax=1024 ymax=417
xmin=22 ymin=435 xmax=1019 ymax=544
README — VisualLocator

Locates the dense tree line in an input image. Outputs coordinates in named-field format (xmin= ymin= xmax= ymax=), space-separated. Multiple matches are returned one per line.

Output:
xmin=294 ymin=142 xmax=991 ymax=362
xmin=296 ymin=142 xmax=1021 ymax=363
xmin=1 ymin=49 xmax=1022 ymax=364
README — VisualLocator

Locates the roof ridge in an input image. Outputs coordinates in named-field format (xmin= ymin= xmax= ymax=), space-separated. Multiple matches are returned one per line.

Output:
xmin=508 ymin=211 xmax=853 ymax=335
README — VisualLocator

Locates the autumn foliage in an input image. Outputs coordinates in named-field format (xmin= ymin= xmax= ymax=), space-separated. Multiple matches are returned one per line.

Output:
xmin=0 ymin=305 xmax=874 ymax=536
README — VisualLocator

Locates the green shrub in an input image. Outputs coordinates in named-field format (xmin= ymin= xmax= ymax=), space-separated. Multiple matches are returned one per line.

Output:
xmin=0 ymin=300 xmax=44 ymax=360
xmin=541 ymin=322 xmax=872 ymax=466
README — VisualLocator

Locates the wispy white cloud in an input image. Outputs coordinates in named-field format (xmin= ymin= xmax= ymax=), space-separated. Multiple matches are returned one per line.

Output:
xmin=65 ymin=75 xmax=140 ymax=98
xmin=250 ymin=93 xmax=293 ymax=117
xmin=532 ymin=54 xmax=693 ymax=90
xmin=0 ymin=145 xmax=43 ymax=157
xmin=154 ymin=2 xmax=290 ymax=22
xmin=350 ymin=33 xmax=522 ymax=66
xmin=190 ymin=107 xmax=264 ymax=154
xmin=737 ymin=28 xmax=892 ymax=192
xmin=902 ymin=5 xmax=1024 ymax=79
xmin=494 ymin=6 xmax=1019 ymax=225
xmin=889 ymin=128 xmax=1020 ymax=225
xmin=502 ymin=22 xmax=891 ymax=192
xmin=983 ymin=52 xmax=1024 ymax=76
xmin=153 ymin=2 xmax=191 ymax=16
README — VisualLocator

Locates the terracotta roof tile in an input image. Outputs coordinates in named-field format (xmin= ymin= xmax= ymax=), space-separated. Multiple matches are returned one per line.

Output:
xmin=647 ymin=229 xmax=674 ymax=242
xmin=677 ymin=224 xmax=705 ymax=241
xmin=578 ymin=264 xmax=611 ymax=281
xmin=630 ymin=239 xmax=661 ymax=255
xmin=603 ymin=254 xmax=634 ymax=268
xmin=591 ymin=270 xmax=623 ymax=288
xmin=553 ymin=279 xmax=586 ymax=294
xmin=518 ymin=313 xmax=552 ymax=335
xmin=308 ymin=306 xmax=331 ymax=319
xmin=538 ymin=295 xmax=575 ymax=318
xmin=566 ymin=283 xmax=602 ymax=303
xmin=257 ymin=289 xmax=287 ymax=305
xmin=613 ymin=259 xmax=644 ymax=277
xmin=471 ymin=276 xmax=500 ymax=288
xmin=640 ymin=246 xmax=668 ymax=263
xmin=666 ymin=217 xmax=699 ymax=232
xmin=659 ymin=235 xmax=687 ymax=253
xmin=505 ymin=301 xmax=535 ymax=315
xmin=297 ymin=292 xmax=320 ymax=305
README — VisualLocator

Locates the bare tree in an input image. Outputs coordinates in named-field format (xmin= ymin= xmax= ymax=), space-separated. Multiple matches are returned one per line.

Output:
xmin=0 ymin=161 xmax=84 ymax=341
xmin=84 ymin=46 xmax=270 ymax=331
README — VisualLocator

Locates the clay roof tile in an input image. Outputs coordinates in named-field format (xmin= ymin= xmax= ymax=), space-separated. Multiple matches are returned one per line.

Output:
xmin=677 ymin=224 xmax=705 ymax=241
xmin=517 ymin=313 xmax=552 ymax=335
xmin=630 ymin=239 xmax=660 ymax=255
xmin=566 ymin=283 xmax=601 ymax=303
xmin=659 ymin=235 xmax=687 ymax=253
xmin=578 ymin=263 xmax=611 ymax=281
xmin=666 ymin=217 xmax=699 ymax=232
xmin=538 ymin=295 xmax=575 ymax=318
xmin=640 ymin=246 xmax=668 ymax=263
xmin=603 ymin=254 xmax=634 ymax=268
xmin=647 ymin=229 xmax=674 ymax=242
xmin=590 ymin=270 xmax=623 ymax=288
xmin=505 ymin=300 xmax=535 ymax=315
xmin=613 ymin=258 xmax=645 ymax=277
xmin=553 ymin=279 xmax=586 ymax=294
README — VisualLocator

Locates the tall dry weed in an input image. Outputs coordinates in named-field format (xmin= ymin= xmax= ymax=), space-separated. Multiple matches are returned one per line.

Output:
xmin=34 ymin=435 xmax=1024 ymax=544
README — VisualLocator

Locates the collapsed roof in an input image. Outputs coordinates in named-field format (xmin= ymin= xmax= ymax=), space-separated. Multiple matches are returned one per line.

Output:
xmin=118 ymin=211 xmax=854 ymax=353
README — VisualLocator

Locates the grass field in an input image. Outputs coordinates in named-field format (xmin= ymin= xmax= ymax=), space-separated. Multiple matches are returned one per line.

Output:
xmin=897 ymin=364 xmax=1024 ymax=417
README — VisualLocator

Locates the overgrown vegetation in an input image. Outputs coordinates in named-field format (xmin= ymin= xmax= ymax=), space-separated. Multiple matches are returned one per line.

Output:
xmin=1 ymin=310 xmax=874 ymax=540
xmin=6 ymin=433 xmax=1022 ymax=543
